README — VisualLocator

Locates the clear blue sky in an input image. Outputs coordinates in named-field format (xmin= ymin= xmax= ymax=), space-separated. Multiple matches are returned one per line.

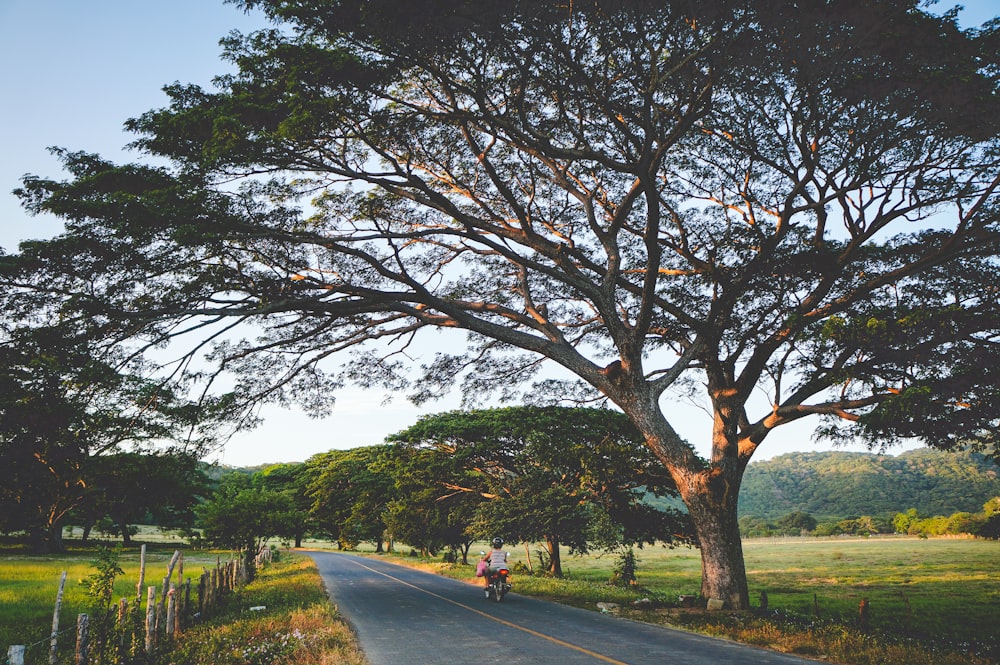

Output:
xmin=1 ymin=1 xmax=996 ymax=466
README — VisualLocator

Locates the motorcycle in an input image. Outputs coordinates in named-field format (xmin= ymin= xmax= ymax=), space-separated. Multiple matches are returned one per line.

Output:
xmin=479 ymin=551 xmax=512 ymax=602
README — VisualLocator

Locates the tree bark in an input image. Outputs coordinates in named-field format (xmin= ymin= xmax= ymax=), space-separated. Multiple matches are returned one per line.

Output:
xmin=681 ymin=476 xmax=749 ymax=610
xmin=544 ymin=537 xmax=563 ymax=577
xmin=118 ymin=520 xmax=132 ymax=546
xmin=621 ymin=389 xmax=751 ymax=610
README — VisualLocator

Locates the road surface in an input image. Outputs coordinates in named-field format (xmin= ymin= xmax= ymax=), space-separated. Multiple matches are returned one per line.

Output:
xmin=306 ymin=551 xmax=818 ymax=665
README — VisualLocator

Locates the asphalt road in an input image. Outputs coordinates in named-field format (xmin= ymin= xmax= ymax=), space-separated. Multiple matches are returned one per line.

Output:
xmin=306 ymin=551 xmax=818 ymax=665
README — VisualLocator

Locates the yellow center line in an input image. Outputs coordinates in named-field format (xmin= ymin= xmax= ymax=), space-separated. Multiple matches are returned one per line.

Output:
xmin=343 ymin=556 xmax=631 ymax=665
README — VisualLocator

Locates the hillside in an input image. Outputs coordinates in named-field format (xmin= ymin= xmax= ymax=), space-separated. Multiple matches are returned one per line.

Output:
xmin=738 ymin=448 xmax=1000 ymax=520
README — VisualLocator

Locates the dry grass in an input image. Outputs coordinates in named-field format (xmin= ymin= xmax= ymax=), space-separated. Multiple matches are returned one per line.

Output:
xmin=161 ymin=554 xmax=368 ymax=665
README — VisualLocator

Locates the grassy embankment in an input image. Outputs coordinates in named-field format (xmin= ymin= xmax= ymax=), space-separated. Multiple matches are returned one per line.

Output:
xmin=326 ymin=535 xmax=998 ymax=665
xmin=0 ymin=540 xmax=365 ymax=665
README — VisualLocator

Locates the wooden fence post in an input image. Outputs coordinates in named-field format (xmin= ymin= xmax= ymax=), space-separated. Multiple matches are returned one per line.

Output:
xmin=166 ymin=586 xmax=176 ymax=638
xmin=50 ymin=570 xmax=67 ymax=665
xmin=136 ymin=544 xmax=146 ymax=601
xmin=75 ymin=614 xmax=89 ymax=665
xmin=151 ymin=548 xmax=181 ymax=637
xmin=183 ymin=578 xmax=191 ymax=629
xmin=198 ymin=572 xmax=207 ymax=617
xmin=118 ymin=598 xmax=129 ymax=660
xmin=7 ymin=645 xmax=25 ymax=665
xmin=145 ymin=586 xmax=156 ymax=655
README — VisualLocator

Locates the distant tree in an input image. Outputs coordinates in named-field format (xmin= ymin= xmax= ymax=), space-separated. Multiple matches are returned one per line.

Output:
xmin=389 ymin=406 xmax=691 ymax=576
xmin=77 ymin=452 xmax=209 ymax=545
xmin=777 ymin=511 xmax=817 ymax=535
xmin=197 ymin=473 xmax=294 ymax=579
xmin=255 ymin=463 xmax=312 ymax=547
xmin=304 ymin=446 xmax=395 ymax=550
xmin=893 ymin=508 xmax=921 ymax=535
xmin=980 ymin=497 xmax=1000 ymax=539
xmin=739 ymin=516 xmax=776 ymax=538
xmin=376 ymin=444 xmax=481 ymax=561
xmin=6 ymin=0 xmax=999 ymax=607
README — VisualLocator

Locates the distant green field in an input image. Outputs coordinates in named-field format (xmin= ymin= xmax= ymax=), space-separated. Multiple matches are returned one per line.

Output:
xmin=577 ymin=536 xmax=998 ymax=646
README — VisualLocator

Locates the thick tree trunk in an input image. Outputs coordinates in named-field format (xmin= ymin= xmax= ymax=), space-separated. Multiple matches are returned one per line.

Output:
xmin=30 ymin=522 xmax=66 ymax=554
xmin=545 ymin=537 xmax=563 ymax=577
xmin=118 ymin=520 xmax=133 ymax=546
xmin=682 ymin=482 xmax=749 ymax=609
xmin=620 ymin=389 xmax=751 ymax=610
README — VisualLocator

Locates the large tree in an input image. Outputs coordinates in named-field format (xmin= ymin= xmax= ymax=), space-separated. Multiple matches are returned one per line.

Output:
xmin=389 ymin=406 xmax=691 ymax=576
xmin=0 ymin=326 xmax=226 ymax=552
xmin=256 ymin=462 xmax=313 ymax=547
xmin=375 ymin=442 xmax=482 ymax=562
xmin=77 ymin=451 xmax=210 ymax=545
xmin=197 ymin=472 xmax=296 ymax=579
xmin=4 ymin=0 xmax=1000 ymax=606
xmin=303 ymin=445 xmax=395 ymax=550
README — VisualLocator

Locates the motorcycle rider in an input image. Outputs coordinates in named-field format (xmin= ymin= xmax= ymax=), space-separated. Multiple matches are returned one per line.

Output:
xmin=481 ymin=537 xmax=508 ymax=597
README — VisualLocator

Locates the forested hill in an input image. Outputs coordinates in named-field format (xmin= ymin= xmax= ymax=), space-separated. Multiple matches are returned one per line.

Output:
xmin=738 ymin=448 xmax=1000 ymax=520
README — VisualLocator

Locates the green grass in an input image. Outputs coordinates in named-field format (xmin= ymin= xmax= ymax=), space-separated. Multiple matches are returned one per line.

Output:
xmin=0 ymin=540 xmax=222 ymax=662
xmin=0 ymin=542 xmax=365 ymax=665
xmin=163 ymin=554 xmax=366 ymax=665
xmin=335 ymin=536 xmax=999 ymax=664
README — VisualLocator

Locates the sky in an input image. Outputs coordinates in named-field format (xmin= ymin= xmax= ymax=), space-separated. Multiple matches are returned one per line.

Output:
xmin=1 ymin=1 xmax=997 ymax=467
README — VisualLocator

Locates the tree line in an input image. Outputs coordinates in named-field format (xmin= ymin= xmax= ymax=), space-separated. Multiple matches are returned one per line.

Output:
xmin=738 ymin=449 xmax=1000 ymax=520
xmin=739 ymin=499 xmax=1000 ymax=539
xmin=1 ymin=406 xmax=695 ymax=577
xmin=202 ymin=407 xmax=694 ymax=577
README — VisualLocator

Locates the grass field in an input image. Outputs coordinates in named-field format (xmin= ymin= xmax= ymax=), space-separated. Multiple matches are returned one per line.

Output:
xmin=0 ymin=539 xmax=221 ymax=662
xmin=0 ymin=538 xmax=365 ymax=665
xmin=538 ymin=536 xmax=1000 ymax=646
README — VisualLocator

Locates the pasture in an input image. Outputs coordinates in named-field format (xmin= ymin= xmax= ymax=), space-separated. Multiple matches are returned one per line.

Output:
xmin=0 ymin=540 xmax=220 ymax=661
xmin=539 ymin=535 xmax=1000 ymax=645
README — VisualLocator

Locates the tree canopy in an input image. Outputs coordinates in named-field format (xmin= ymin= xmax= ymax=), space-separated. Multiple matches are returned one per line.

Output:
xmin=389 ymin=406 xmax=692 ymax=575
xmin=3 ymin=0 xmax=999 ymax=606
xmin=0 ymin=326 xmax=227 ymax=551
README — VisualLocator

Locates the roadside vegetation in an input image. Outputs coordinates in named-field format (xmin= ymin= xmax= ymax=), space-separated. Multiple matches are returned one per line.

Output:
xmin=163 ymin=554 xmax=366 ymax=665
xmin=3 ymin=535 xmax=996 ymax=664
xmin=0 ymin=543 xmax=365 ymax=665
